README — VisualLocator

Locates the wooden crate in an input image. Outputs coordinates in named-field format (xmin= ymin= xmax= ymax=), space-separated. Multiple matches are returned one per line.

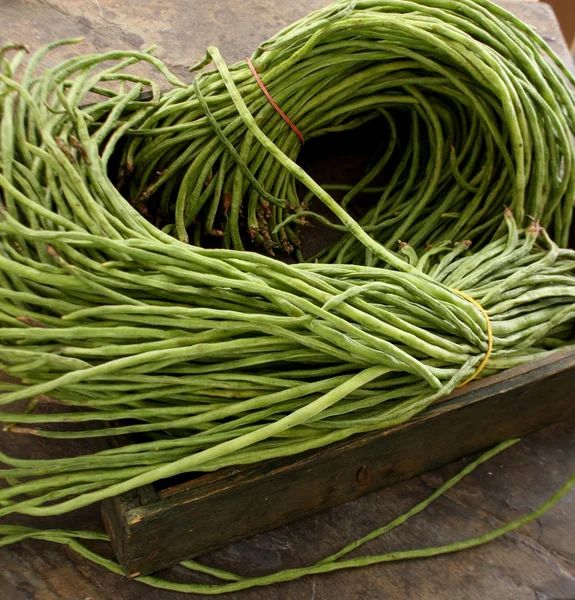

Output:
xmin=101 ymin=347 xmax=575 ymax=577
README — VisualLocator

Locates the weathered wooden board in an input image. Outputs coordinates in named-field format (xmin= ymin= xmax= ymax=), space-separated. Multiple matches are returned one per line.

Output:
xmin=102 ymin=347 xmax=575 ymax=576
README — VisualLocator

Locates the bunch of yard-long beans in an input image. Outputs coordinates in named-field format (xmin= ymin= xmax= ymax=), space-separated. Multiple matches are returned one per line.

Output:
xmin=0 ymin=0 xmax=575 ymax=594
xmin=119 ymin=0 xmax=575 ymax=258
xmin=0 ymin=206 xmax=573 ymax=519
xmin=0 ymin=209 xmax=573 ymax=516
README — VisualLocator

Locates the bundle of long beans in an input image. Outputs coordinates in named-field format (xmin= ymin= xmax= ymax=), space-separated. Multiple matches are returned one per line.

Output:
xmin=1 ymin=0 xmax=575 ymax=594
xmin=0 ymin=210 xmax=574 ymax=516
xmin=120 ymin=0 xmax=575 ymax=258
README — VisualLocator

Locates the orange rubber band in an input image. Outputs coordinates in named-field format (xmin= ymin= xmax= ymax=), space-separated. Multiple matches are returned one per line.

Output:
xmin=452 ymin=289 xmax=493 ymax=387
xmin=246 ymin=58 xmax=305 ymax=144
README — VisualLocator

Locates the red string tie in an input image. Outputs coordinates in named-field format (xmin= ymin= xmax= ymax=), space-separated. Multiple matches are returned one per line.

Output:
xmin=246 ymin=58 xmax=305 ymax=144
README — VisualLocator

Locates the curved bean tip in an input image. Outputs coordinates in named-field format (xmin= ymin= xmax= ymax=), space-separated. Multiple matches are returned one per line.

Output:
xmin=527 ymin=221 xmax=542 ymax=236
xmin=208 ymin=229 xmax=225 ymax=237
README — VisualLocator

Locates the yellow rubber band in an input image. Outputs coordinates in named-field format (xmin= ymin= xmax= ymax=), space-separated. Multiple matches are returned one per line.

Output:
xmin=451 ymin=289 xmax=493 ymax=387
